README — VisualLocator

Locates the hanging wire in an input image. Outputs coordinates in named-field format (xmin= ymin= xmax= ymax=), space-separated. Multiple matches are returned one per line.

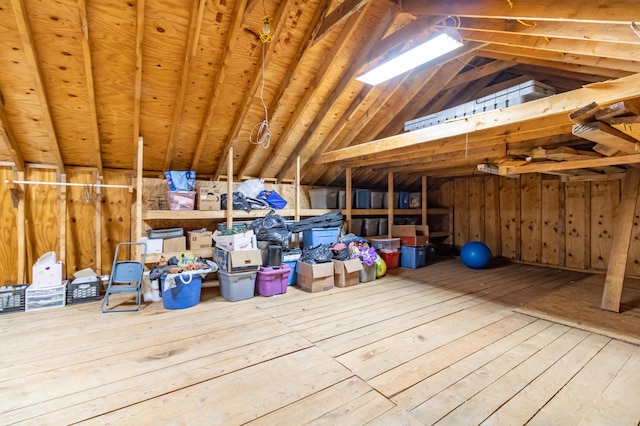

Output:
xmin=250 ymin=0 xmax=272 ymax=149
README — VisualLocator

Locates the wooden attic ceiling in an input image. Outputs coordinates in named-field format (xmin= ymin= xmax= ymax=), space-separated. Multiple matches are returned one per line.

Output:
xmin=1 ymin=0 xmax=640 ymax=190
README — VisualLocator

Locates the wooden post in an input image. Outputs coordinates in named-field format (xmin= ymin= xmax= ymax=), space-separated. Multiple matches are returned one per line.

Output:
xmin=59 ymin=172 xmax=67 ymax=280
xmin=16 ymin=170 xmax=26 ymax=283
xmin=226 ymin=147 xmax=233 ymax=229
xmin=421 ymin=175 xmax=427 ymax=228
xmin=345 ymin=167 xmax=352 ymax=232
xmin=601 ymin=167 xmax=640 ymax=312
xmin=387 ymin=172 xmax=394 ymax=236
xmin=95 ymin=172 xmax=102 ymax=276
xmin=294 ymin=156 xmax=300 ymax=247
xmin=134 ymin=136 xmax=143 ymax=261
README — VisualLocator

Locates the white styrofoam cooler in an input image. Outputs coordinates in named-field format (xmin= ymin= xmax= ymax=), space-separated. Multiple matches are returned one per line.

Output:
xmin=404 ymin=80 xmax=556 ymax=132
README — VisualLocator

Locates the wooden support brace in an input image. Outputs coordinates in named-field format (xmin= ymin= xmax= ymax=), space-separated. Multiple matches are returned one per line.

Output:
xmin=601 ymin=166 xmax=640 ymax=312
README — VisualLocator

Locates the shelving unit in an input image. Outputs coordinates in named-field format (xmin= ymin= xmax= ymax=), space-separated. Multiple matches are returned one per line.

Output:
xmin=134 ymin=146 xmax=453 ymax=263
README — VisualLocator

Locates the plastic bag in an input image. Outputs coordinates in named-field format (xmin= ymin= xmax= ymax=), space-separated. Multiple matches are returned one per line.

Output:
xmin=165 ymin=171 xmax=196 ymax=191
xmin=258 ymin=190 xmax=288 ymax=209
xmin=235 ymin=178 xmax=264 ymax=198
xmin=250 ymin=211 xmax=291 ymax=248
xmin=300 ymin=244 xmax=332 ymax=264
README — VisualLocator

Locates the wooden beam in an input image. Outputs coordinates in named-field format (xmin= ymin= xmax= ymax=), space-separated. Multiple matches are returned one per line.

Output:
xmin=595 ymin=100 xmax=640 ymax=123
xmin=194 ymin=0 xmax=248 ymax=175
xmin=311 ymin=0 xmax=370 ymax=45
xmin=452 ymin=17 xmax=640 ymax=45
xmin=236 ymin=0 xmax=331 ymax=178
xmin=610 ymin=116 xmax=640 ymax=141
xmin=569 ymin=102 xmax=600 ymax=125
xmin=77 ymin=0 xmax=103 ymax=177
xmin=478 ymin=49 xmax=632 ymax=80
xmin=163 ymin=0 xmax=206 ymax=171
xmin=402 ymin=0 xmax=640 ymax=23
xmin=601 ymin=167 xmax=640 ymax=312
xmin=213 ymin=0 xmax=291 ymax=177
xmin=318 ymin=72 xmax=640 ymax=164
xmin=459 ymin=28 xmax=640 ymax=63
xmin=500 ymin=153 xmax=640 ymax=175
xmin=132 ymin=0 xmax=145 ymax=176
xmin=572 ymin=122 xmax=638 ymax=154
xmin=530 ymin=146 xmax=602 ymax=161
xmin=10 ymin=0 xmax=64 ymax=171
xmin=272 ymin=4 xmax=396 ymax=181
xmin=0 ymin=92 xmax=26 ymax=171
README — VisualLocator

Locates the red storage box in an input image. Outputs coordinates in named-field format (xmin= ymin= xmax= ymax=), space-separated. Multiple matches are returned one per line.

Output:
xmin=256 ymin=264 xmax=290 ymax=296
xmin=379 ymin=250 xmax=399 ymax=269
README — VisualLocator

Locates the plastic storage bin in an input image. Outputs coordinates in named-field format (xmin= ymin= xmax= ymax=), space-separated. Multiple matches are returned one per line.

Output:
xmin=167 ymin=191 xmax=196 ymax=210
xmin=359 ymin=263 xmax=376 ymax=282
xmin=351 ymin=218 xmax=364 ymax=236
xmin=25 ymin=282 xmax=67 ymax=312
xmin=309 ymin=188 xmax=338 ymax=209
xmin=67 ymin=277 xmax=101 ymax=305
xmin=256 ymin=264 xmax=290 ymax=296
xmin=338 ymin=190 xmax=346 ymax=209
xmin=397 ymin=192 xmax=410 ymax=209
xmin=161 ymin=274 xmax=202 ymax=309
xmin=218 ymin=270 xmax=257 ymax=302
xmin=369 ymin=238 xmax=401 ymax=251
xmin=400 ymin=246 xmax=427 ymax=269
xmin=363 ymin=218 xmax=379 ymax=236
xmin=409 ymin=193 xmax=421 ymax=208
xmin=379 ymin=250 xmax=399 ymax=269
xmin=378 ymin=218 xmax=388 ymax=235
xmin=302 ymin=227 xmax=340 ymax=248
xmin=282 ymin=260 xmax=298 ymax=285
xmin=0 ymin=284 xmax=29 ymax=314
xmin=370 ymin=191 xmax=385 ymax=209
xmin=353 ymin=189 xmax=371 ymax=209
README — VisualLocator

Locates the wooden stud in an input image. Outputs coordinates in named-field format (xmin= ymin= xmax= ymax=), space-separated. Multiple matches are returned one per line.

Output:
xmin=601 ymin=167 xmax=640 ymax=312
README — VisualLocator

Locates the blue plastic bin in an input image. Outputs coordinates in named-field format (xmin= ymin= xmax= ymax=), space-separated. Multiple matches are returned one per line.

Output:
xmin=283 ymin=260 xmax=297 ymax=285
xmin=302 ymin=227 xmax=340 ymax=248
xmin=397 ymin=191 xmax=410 ymax=209
xmin=160 ymin=274 xmax=202 ymax=309
xmin=353 ymin=189 xmax=371 ymax=209
xmin=400 ymin=246 xmax=426 ymax=269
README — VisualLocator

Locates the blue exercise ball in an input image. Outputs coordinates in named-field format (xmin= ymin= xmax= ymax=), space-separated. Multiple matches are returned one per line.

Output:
xmin=460 ymin=241 xmax=492 ymax=269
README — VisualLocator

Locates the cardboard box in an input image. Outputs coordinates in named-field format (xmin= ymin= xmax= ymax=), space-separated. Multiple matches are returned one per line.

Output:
xmin=163 ymin=236 xmax=186 ymax=253
xmin=392 ymin=225 xmax=429 ymax=246
xmin=296 ymin=260 xmax=334 ymax=293
xmin=332 ymin=259 xmax=364 ymax=288
xmin=187 ymin=230 xmax=213 ymax=250
xmin=213 ymin=247 xmax=262 ymax=273
xmin=213 ymin=229 xmax=257 ymax=251
xmin=198 ymin=187 xmax=222 ymax=211
xmin=140 ymin=236 xmax=163 ymax=254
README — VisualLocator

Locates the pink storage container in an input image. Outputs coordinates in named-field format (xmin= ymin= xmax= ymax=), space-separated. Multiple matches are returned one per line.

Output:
xmin=256 ymin=264 xmax=290 ymax=297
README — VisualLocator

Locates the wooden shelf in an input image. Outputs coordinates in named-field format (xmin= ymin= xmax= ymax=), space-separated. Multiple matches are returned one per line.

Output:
xmin=145 ymin=248 xmax=212 ymax=264
xmin=141 ymin=208 xmax=346 ymax=221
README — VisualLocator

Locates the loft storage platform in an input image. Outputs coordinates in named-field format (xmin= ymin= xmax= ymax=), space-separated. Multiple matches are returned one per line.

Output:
xmin=404 ymin=80 xmax=556 ymax=132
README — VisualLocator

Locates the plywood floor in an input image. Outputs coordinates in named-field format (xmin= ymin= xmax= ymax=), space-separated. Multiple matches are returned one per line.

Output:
xmin=2 ymin=259 xmax=640 ymax=425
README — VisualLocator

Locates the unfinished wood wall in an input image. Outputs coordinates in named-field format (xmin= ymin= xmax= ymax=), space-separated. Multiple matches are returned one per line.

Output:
xmin=0 ymin=171 xmax=305 ymax=284
xmin=428 ymin=174 xmax=640 ymax=275
xmin=0 ymin=167 xmax=132 ymax=285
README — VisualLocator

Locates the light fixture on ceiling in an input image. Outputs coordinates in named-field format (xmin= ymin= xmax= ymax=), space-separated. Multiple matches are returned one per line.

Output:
xmin=356 ymin=28 xmax=464 ymax=86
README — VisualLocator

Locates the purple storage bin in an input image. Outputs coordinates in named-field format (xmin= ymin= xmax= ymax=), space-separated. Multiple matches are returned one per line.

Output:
xmin=256 ymin=264 xmax=290 ymax=296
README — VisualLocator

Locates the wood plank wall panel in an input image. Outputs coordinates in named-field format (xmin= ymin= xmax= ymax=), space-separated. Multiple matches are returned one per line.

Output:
xmin=484 ymin=176 xmax=501 ymax=256
xmin=24 ymin=169 xmax=59 ymax=283
xmin=499 ymin=176 xmax=520 ymax=260
xmin=626 ymin=205 xmax=640 ymax=276
xmin=0 ymin=168 xmax=18 ymax=284
xmin=590 ymin=180 xmax=620 ymax=271
xmin=66 ymin=169 xmax=98 ymax=274
xmin=454 ymin=178 xmax=470 ymax=247
xmin=565 ymin=182 xmax=590 ymax=270
xmin=468 ymin=177 xmax=485 ymax=242
xmin=541 ymin=177 xmax=564 ymax=267
xmin=520 ymin=174 xmax=542 ymax=263
xmin=101 ymin=170 xmax=132 ymax=274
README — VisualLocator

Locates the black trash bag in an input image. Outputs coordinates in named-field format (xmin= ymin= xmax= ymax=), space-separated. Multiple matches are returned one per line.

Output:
xmin=250 ymin=210 xmax=292 ymax=248
xmin=331 ymin=245 xmax=351 ymax=261
xmin=288 ymin=211 xmax=343 ymax=233
xmin=221 ymin=192 xmax=253 ymax=211
xmin=299 ymin=244 xmax=333 ymax=264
